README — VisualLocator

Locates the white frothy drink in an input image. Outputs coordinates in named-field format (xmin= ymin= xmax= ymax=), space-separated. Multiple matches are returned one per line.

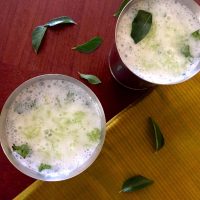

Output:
xmin=116 ymin=0 xmax=200 ymax=84
xmin=6 ymin=79 xmax=102 ymax=178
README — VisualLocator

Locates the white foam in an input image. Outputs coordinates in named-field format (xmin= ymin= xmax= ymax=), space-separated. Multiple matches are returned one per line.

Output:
xmin=116 ymin=0 xmax=200 ymax=84
xmin=6 ymin=79 xmax=102 ymax=178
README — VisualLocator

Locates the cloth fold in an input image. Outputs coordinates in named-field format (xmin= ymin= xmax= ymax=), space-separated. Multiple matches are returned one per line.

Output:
xmin=15 ymin=74 xmax=200 ymax=200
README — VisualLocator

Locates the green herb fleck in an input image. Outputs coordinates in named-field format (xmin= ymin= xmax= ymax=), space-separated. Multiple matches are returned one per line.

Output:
xmin=14 ymin=100 xmax=37 ymax=114
xmin=131 ymin=10 xmax=152 ymax=44
xmin=38 ymin=163 xmax=52 ymax=172
xmin=79 ymin=72 xmax=101 ymax=85
xmin=56 ymin=97 xmax=62 ymax=107
xmin=73 ymin=111 xmax=86 ymax=123
xmin=149 ymin=117 xmax=165 ymax=151
xmin=192 ymin=29 xmax=200 ymax=40
xmin=121 ymin=175 xmax=154 ymax=192
xmin=12 ymin=144 xmax=31 ymax=158
xmin=65 ymin=91 xmax=74 ymax=104
xmin=72 ymin=36 xmax=103 ymax=53
xmin=67 ymin=91 xmax=74 ymax=98
xmin=87 ymin=128 xmax=101 ymax=142
xmin=181 ymin=45 xmax=192 ymax=58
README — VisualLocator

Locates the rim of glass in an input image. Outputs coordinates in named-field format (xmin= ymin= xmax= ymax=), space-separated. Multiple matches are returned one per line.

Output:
xmin=115 ymin=0 xmax=200 ymax=85
xmin=0 ymin=74 xmax=106 ymax=181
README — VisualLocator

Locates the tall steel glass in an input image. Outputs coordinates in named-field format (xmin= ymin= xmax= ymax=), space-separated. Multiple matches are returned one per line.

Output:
xmin=109 ymin=0 xmax=200 ymax=90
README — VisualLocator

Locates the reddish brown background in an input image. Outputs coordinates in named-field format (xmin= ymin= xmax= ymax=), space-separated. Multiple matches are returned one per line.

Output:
xmin=0 ymin=0 xmax=199 ymax=199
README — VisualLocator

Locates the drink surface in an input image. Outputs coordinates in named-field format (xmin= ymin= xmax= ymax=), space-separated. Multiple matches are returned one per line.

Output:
xmin=116 ymin=0 xmax=200 ymax=84
xmin=6 ymin=79 xmax=102 ymax=178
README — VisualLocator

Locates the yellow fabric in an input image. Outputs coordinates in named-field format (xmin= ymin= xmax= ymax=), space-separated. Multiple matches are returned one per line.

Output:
xmin=15 ymin=74 xmax=200 ymax=200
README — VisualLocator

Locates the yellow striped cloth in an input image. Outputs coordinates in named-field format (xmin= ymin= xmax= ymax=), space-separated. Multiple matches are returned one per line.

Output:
xmin=15 ymin=74 xmax=200 ymax=200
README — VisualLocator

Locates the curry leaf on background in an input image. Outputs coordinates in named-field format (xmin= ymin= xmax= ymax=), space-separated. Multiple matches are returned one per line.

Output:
xmin=114 ymin=0 xmax=131 ymax=17
xmin=131 ymin=10 xmax=152 ymax=44
xmin=44 ymin=16 xmax=76 ymax=27
xmin=79 ymin=72 xmax=101 ymax=85
xmin=32 ymin=26 xmax=47 ymax=54
xmin=121 ymin=175 xmax=154 ymax=192
xmin=149 ymin=117 xmax=164 ymax=151
xmin=72 ymin=37 xmax=103 ymax=53
xmin=32 ymin=16 xmax=76 ymax=54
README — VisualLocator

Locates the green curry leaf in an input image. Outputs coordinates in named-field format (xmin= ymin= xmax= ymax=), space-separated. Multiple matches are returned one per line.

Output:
xmin=121 ymin=175 xmax=154 ymax=192
xmin=114 ymin=0 xmax=131 ymax=17
xmin=79 ymin=72 xmax=101 ymax=85
xmin=44 ymin=16 xmax=76 ymax=27
xmin=149 ymin=117 xmax=165 ymax=151
xmin=32 ymin=16 xmax=76 ymax=54
xmin=32 ymin=26 xmax=47 ymax=54
xmin=72 ymin=37 xmax=103 ymax=53
xmin=131 ymin=10 xmax=152 ymax=44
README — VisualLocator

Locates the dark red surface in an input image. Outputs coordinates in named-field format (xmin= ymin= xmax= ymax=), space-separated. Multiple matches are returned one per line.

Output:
xmin=0 ymin=0 xmax=199 ymax=199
